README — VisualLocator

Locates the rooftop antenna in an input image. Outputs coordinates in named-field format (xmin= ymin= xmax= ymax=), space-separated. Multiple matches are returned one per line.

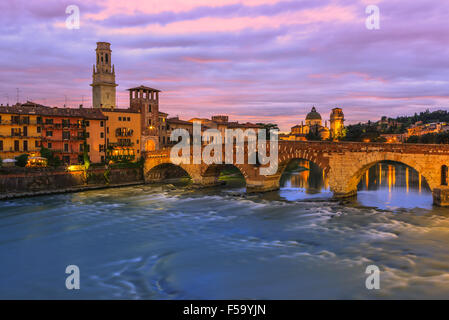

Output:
xmin=4 ymin=94 xmax=9 ymax=105
xmin=81 ymin=95 xmax=85 ymax=105
xmin=16 ymin=88 xmax=20 ymax=104
xmin=64 ymin=94 xmax=67 ymax=107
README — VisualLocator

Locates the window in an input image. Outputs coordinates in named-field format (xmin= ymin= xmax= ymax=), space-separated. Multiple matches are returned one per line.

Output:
xmin=14 ymin=140 xmax=19 ymax=151
xmin=46 ymin=131 xmax=53 ymax=137
xmin=47 ymin=142 xmax=52 ymax=149
xmin=85 ymin=121 xmax=90 ymax=127
xmin=119 ymin=117 xmax=122 ymax=121
xmin=64 ymin=143 xmax=69 ymax=152
xmin=35 ymin=141 xmax=40 ymax=148
xmin=107 ymin=127 xmax=109 ymax=134
xmin=105 ymin=53 xmax=108 ymax=63
xmin=37 ymin=117 xmax=42 ymax=124
xmin=127 ymin=117 xmax=130 ymax=121
xmin=148 ymin=105 xmax=152 ymax=113
xmin=11 ymin=128 xmax=21 ymax=136
xmin=442 ymin=165 xmax=448 ymax=186
xmin=23 ymin=126 xmax=28 ymax=137
xmin=45 ymin=118 xmax=53 ymax=124
xmin=100 ymin=121 xmax=104 ymax=127
xmin=37 ymin=126 xmax=41 ymax=133
xmin=63 ymin=131 xmax=70 ymax=140
xmin=100 ymin=132 xmax=104 ymax=138
xmin=23 ymin=140 xmax=28 ymax=152
xmin=62 ymin=119 xmax=70 ymax=127
xmin=85 ymin=132 xmax=90 ymax=138
xmin=0 ymin=140 xmax=3 ymax=151
xmin=0 ymin=116 xmax=2 ymax=124
xmin=101 ymin=156 xmax=105 ymax=163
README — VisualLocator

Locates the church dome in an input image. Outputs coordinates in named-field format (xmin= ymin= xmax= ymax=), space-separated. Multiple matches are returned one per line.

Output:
xmin=305 ymin=107 xmax=322 ymax=120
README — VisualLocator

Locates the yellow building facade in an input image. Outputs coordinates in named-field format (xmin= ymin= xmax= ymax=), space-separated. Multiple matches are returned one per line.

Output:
xmin=102 ymin=109 xmax=141 ymax=162
xmin=0 ymin=105 xmax=41 ymax=160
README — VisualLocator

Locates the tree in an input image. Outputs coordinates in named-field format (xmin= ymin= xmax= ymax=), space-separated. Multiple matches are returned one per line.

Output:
xmin=15 ymin=154 xmax=28 ymax=167
xmin=40 ymin=147 xmax=61 ymax=167
xmin=256 ymin=123 xmax=279 ymax=140
xmin=306 ymin=130 xmax=322 ymax=141
xmin=333 ymin=127 xmax=347 ymax=141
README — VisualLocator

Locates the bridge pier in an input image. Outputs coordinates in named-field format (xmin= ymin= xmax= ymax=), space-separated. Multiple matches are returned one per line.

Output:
xmin=190 ymin=175 xmax=223 ymax=188
xmin=332 ymin=190 xmax=358 ymax=200
xmin=246 ymin=176 xmax=280 ymax=193
xmin=432 ymin=188 xmax=449 ymax=206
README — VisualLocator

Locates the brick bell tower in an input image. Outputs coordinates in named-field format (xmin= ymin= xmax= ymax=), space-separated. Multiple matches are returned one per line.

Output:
xmin=128 ymin=85 xmax=160 ymax=152
xmin=91 ymin=42 xmax=117 ymax=109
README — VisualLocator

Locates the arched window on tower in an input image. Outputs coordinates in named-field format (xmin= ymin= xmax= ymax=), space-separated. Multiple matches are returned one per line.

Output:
xmin=442 ymin=165 xmax=448 ymax=185
xmin=105 ymin=53 xmax=108 ymax=63
xmin=97 ymin=54 xmax=99 ymax=64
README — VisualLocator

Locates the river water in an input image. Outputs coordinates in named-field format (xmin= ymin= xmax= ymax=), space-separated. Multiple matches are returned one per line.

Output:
xmin=1 ymin=161 xmax=449 ymax=299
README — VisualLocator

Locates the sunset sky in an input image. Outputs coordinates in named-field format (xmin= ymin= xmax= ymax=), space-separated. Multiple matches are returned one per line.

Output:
xmin=1 ymin=0 xmax=448 ymax=131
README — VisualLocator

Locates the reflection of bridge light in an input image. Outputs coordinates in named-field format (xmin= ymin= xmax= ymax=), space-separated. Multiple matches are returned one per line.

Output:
xmin=388 ymin=165 xmax=393 ymax=192
xmin=419 ymin=173 xmax=422 ymax=193
xmin=406 ymin=167 xmax=409 ymax=193
xmin=393 ymin=166 xmax=396 ymax=186
xmin=366 ymin=170 xmax=369 ymax=189
xmin=379 ymin=163 xmax=382 ymax=185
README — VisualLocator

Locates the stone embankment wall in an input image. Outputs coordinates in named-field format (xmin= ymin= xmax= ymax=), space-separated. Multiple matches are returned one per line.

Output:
xmin=0 ymin=166 xmax=143 ymax=199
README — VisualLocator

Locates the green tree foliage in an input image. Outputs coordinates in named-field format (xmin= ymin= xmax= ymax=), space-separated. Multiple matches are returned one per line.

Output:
xmin=332 ymin=127 xmax=347 ymax=141
xmin=306 ymin=130 xmax=322 ymax=141
xmin=40 ymin=147 xmax=62 ymax=167
xmin=406 ymin=132 xmax=449 ymax=144
xmin=15 ymin=154 xmax=28 ymax=167
xmin=256 ymin=123 xmax=279 ymax=139
xmin=82 ymin=140 xmax=90 ymax=170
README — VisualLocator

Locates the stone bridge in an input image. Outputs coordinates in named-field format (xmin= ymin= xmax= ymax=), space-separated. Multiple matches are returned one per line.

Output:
xmin=144 ymin=141 xmax=449 ymax=206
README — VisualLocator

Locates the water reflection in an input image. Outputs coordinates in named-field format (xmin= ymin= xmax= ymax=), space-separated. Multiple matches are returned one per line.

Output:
xmin=357 ymin=161 xmax=432 ymax=210
xmin=279 ymin=159 xmax=433 ymax=209
xmin=279 ymin=160 xmax=332 ymax=200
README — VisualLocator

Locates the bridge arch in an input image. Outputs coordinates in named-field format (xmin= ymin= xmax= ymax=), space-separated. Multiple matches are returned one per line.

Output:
xmin=329 ymin=153 xmax=437 ymax=197
xmin=203 ymin=164 xmax=248 ymax=187
xmin=276 ymin=147 xmax=330 ymax=177
xmin=145 ymin=162 xmax=193 ymax=183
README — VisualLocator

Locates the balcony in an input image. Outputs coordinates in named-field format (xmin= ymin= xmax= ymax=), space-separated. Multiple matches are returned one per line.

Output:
xmin=0 ymin=120 xmax=39 ymax=125
xmin=42 ymin=123 xmax=84 ymax=129
xmin=108 ymin=141 xmax=134 ymax=147
xmin=115 ymin=128 xmax=134 ymax=137
xmin=107 ymin=154 xmax=136 ymax=162
xmin=51 ymin=148 xmax=83 ymax=154
xmin=42 ymin=135 xmax=85 ymax=141
xmin=0 ymin=148 xmax=40 ymax=153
